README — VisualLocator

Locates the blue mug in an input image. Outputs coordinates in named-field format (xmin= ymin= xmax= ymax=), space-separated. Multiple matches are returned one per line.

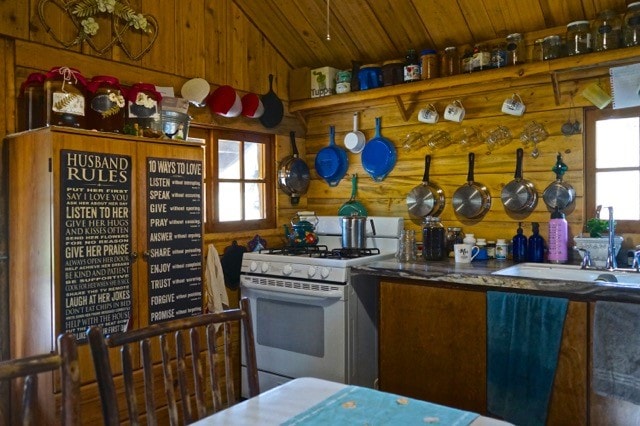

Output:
xmin=474 ymin=247 xmax=489 ymax=261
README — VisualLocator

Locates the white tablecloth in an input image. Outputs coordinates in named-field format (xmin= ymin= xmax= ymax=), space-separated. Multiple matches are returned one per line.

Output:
xmin=193 ymin=377 xmax=512 ymax=425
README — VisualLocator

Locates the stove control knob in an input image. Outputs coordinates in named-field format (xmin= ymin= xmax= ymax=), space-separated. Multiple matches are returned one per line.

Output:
xmin=308 ymin=266 xmax=317 ymax=278
xmin=283 ymin=264 xmax=293 ymax=276
xmin=320 ymin=267 xmax=331 ymax=279
xmin=261 ymin=262 xmax=270 ymax=273
xmin=249 ymin=261 xmax=259 ymax=272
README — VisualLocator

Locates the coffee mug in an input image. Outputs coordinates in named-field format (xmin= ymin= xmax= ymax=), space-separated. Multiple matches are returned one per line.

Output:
xmin=444 ymin=100 xmax=465 ymax=122
xmin=454 ymin=243 xmax=479 ymax=263
xmin=418 ymin=103 xmax=439 ymax=124
xmin=502 ymin=93 xmax=526 ymax=116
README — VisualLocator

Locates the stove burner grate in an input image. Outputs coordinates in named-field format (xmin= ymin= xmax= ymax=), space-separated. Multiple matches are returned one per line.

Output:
xmin=260 ymin=245 xmax=330 ymax=257
xmin=329 ymin=247 xmax=381 ymax=259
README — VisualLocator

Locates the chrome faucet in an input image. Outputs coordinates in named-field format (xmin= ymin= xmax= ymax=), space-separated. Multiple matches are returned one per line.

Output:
xmin=577 ymin=247 xmax=594 ymax=269
xmin=632 ymin=249 xmax=640 ymax=271
xmin=605 ymin=206 xmax=617 ymax=270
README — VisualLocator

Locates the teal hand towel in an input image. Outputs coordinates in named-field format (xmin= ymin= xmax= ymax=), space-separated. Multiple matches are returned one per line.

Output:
xmin=486 ymin=291 xmax=568 ymax=426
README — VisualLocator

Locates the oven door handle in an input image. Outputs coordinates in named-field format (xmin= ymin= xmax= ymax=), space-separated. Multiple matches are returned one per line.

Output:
xmin=241 ymin=279 xmax=345 ymax=300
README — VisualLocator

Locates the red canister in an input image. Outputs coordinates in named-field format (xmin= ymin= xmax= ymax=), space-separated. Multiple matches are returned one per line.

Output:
xmin=87 ymin=75 xmax=126 ymax=133
xmin=44 ymin=67 xmax=88 ymax=129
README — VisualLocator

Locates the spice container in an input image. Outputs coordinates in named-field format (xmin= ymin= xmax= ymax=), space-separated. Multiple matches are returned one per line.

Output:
xmin=17 ymin=72 xmax=46 ymax=132
xmin=403 ymin=49 xmax=421 ymax=82
xmin=422 ymin=216 xmax=446 ymax=261
xmin=593 ymin=9 xmax=621 ymax=51
xmin=420 ymin=49 xmax=438 ymax=80
xmin=542 ymin=35 xmax=562 ymax=60
xmin=381 ymin=60 xmax=404 ymax=86
xmin=86 ymin=75 xmax=126 ymax=133
xmin=623 ymin=2 xmax=640 ymax=47
xmin=440 ymin=46 xmax=460 ymax=77
xmin=44 ymin=66 xmax=88 ymax=129
xmin=505 ymin=33 xmax=525 ymax=65
xmin=125 ymin=83 xmax=163 ymax=138
xmin=566 ymin=20 xmax=592 ymax=55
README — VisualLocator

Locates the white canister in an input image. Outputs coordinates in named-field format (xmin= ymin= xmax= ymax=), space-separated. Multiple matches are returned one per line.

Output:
xmin=496 ymin=238 xmax=508 ymax=260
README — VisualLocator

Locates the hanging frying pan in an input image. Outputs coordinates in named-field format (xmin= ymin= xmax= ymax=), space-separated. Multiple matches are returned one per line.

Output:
xmin=259 ymin=74 xmax=284 ymax=128
xmin=278 ymin=131 xmax=310 ymax=205
xmin=406 ymin=154 xmax=445 ymax=219
xmin=361 ymin=117 xmax=397 ymax=181
xmin=338 ymin=174 xmax=368 ymax=216
xmin=315 ymin=125 xmax=348 ymax=187
xmin=501 ymin=148 xmax=538 ymax=213
xmin=542 ymin=153 xmax=576 ymax=210
xmin=452 ymin=152 xmax=492 ymax=219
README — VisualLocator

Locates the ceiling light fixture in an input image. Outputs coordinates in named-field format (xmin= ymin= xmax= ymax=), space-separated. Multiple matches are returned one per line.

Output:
xmin=326 ymin=0 xmax=331 ymax=41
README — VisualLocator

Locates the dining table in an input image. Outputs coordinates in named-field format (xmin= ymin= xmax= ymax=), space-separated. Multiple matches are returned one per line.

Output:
xmin=193 ymin=377 xmax=513 ymax=425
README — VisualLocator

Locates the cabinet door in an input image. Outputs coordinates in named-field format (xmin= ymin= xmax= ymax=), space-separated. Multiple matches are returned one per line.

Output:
xmin=379 ymin=280 xmax=487 ymax=412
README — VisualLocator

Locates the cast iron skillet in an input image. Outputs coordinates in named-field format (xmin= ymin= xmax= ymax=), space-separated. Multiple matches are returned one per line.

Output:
xmin=452 ymin=152 xmax=492 ymax=219
xmin=501 ymin=148 xmax=537 ymax=213
xmin=406 ymin=154 xmax=445 ymax=219
xmin=259 ymin=74 xmax=284 ymax=128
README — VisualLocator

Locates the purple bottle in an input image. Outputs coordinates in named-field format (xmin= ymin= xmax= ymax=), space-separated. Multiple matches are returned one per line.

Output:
xmin=548 ymin=207 xmax=568 ymax=263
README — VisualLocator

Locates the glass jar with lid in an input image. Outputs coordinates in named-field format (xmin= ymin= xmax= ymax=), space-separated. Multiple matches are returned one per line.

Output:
xmin=592 ymin=9 xmax=621 ymax=51
xmin=542 ymin=35 xmax=562 ymax=60
xmin=420 ymin=49 xmax=439 ymax=80
xmin=490 ymin=43 xmax=507 ymax=69
xmin=382 ymin=60 xmax=404 ymax=86
xmin=532 ymin=38 xmax=545 ymax=61
xmin=505 ymin=33 xmax=525 ymax=65
xmin=472 ymin=43 xmax=491 ymax=71
xmin=125 ymin=83 xmax=163 ymax=138
xmin=623 ymin=2 xmax=640 ymax=47
xmin=566 ymin=20 xmax=592 ymax=55
xmin=461 ymin=48 xmax=474 ymax=73
xmin=422 ymin=216 xmax=446 ymax=261
xmin=87 ymin=75 xmax=126 ymax=133
xmin=17 ymin=72 xmax=46 ymax=131
xmin=440 ymin=46 xmax=460 ymax=77
xmin=44 ymin=66 xmax=88 ymax=129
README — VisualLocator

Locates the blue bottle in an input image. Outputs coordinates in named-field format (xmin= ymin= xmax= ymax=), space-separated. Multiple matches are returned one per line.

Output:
xmin=527 ymin=222 xmax=545 ymax=263
xmin=512 ymin=222 xmax=528 ymax=263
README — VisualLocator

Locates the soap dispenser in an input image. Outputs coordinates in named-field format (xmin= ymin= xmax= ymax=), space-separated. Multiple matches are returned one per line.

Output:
xmin=528 ymin=222 xmax=545 ymax=263
xmin=512 ymin=222 xmax=528 ymax=263
xmin=548 ymin=207 xmax=568 ymax=263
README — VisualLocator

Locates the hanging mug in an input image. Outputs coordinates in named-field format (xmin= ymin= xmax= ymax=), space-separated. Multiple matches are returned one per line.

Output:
xmin=418 ymin=103 xmax=439 ymax=124
xmin=502 ymin=93 xmax=526 ymax=116
xmin=444 ymin=100 xmax=465 ymax=122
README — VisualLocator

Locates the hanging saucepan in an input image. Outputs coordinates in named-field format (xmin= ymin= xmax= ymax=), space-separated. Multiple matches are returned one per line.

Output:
xmin=338 ymin=174 xmax=368 ymax=216
xmin=452 ymin=152 xmax=492 ymax=219
xmin=259 ymin=74 xmax=284 ymax=128
xmin=315 ymin=125 xmax=348 ymax=187
xmin=542 ymin=153 xmax=576 ymax=210
xmin=406 ymin=154 xmax=445 ymax=219
xmin=361 ymin=117 xmax=397 ymax=181
xmin=278 ymin=131 xmax=310 ymax=205
xmin=501 ymin=148 xmax=538 ymax=213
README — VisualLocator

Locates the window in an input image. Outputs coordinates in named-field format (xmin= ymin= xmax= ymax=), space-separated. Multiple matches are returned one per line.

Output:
xmin=585 ymin=106 xmax=640 ymax=233
xmin=191 ymin=126 xmax=276 ymax=233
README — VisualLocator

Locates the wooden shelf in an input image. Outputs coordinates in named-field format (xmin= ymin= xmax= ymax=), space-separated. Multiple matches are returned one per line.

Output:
xmin=289 ymin=46 xmax=640 ymax=121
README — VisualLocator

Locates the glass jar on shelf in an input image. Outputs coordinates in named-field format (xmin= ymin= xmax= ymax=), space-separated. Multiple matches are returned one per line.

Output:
xmin=531 ymin=38 xmax=545 ymax=61
xmin=505 ymin=33 xmax=525 ymax=65
xmin=472 ymin=43 xmax=491 ymax=71
xmin=440 ymin=46 xmax=460 ymax=77
xmin=86 ymin=75 xmax=126 ymax=133
xmin=404 ymin=48 xmax=421 ymax=82
xmin=542 ymin=35 xmax=562 ymax=60
xmin=420 ymin=49 xmax=439 ymax=80
xmin=44 ymin=66 xmax=88 ymax=129
xmin=623 ymin=2 xmax=640 ymax=47
xmin=17 ymin=72 xmax=46 ymax=131
xmin=592 ymin=9 xmax=622 ymax=51
xmin=490 ymin=43 xmax=507 ymax=69
xmin=125 ymin=83 xmax=163 ymax=138
xmin=566 ymin=20 xmax=592 ymax=55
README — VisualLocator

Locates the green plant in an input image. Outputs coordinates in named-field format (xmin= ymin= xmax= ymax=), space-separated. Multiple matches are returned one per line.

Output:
xmin=585 ymin=217 xmax=611 ymax=238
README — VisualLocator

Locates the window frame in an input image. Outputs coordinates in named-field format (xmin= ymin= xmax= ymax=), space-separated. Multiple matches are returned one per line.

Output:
xmin=584 ymin=106 xmax=640 ymax=234
xmin=191 ymin=125 xmax=276 ymax=233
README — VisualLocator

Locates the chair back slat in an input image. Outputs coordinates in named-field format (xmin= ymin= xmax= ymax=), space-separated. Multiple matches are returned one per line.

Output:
xmin=121 ymin=345 xmax=139 ymax=425
xmin=88 ymin=297 xmax=260 ymax=424
xmin=0 ymin=333 xmax=80 ymax=426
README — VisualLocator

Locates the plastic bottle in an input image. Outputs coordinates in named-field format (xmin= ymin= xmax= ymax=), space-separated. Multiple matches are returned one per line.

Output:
xmin=463 ymin=233 xmax=476 ymax=245
xmin=528 ymin=222 xmax=545 ymax=262
xmin=548 ymin=207 xmax=568 ymax=263
xmin=512 ymin=222 xmax=528 ymax=263
xmin=495 ymin=239 xmax=508 ymax=260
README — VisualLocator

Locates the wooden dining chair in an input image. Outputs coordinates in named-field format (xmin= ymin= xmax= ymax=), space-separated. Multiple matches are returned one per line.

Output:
xmin=87 ymin=297 xmax=259 ymax=426
xmin=0 ymin=332 xmax=80 ymax=425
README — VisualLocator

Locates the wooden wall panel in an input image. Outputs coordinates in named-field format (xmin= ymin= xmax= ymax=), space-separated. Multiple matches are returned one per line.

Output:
xmin=142 ymin=0 xmax=177 ymax=73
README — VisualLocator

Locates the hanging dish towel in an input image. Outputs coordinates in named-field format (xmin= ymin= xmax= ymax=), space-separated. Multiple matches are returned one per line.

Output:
xmin=486 ymin=291 xmax=568 ymax=426
xmin=205 ymin=244 xmax=229 ymax=317
xmin=593 ymin=301 xmax=640 ymax=405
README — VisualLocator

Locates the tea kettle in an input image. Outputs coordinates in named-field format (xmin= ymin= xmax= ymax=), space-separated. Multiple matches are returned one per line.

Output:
xmin=284 ymin=212 xmax=319 ymax=246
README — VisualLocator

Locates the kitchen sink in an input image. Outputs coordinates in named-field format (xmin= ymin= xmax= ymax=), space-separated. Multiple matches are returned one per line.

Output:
xmin=493 ymin=263 xmax=640 ymax=286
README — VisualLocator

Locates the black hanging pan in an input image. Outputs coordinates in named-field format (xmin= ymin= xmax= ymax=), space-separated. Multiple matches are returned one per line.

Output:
xmin=278 ymin=131 xmax=310 ymax=205
xmin=406 ymin=154 xmax=445 ymax=219
xmin=501 ymin=148 xmax=537 ymax=213
xmin=259 ymin=74 xmax=284 ymax=128
xmin=452 ymin=152 xmax=492 ymax=219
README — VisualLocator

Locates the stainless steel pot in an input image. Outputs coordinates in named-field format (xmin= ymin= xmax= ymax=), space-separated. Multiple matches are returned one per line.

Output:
xmin=341 ymin=214 xmax=372 ymax=248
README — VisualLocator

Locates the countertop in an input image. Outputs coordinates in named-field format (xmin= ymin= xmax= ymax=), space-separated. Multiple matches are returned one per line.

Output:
xmin=352 ymin=258 xmax=640 ymax=304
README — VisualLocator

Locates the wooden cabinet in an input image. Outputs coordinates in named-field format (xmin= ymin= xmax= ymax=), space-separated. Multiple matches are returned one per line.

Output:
xmin=4 ymin=127 xmax=204 ymax=424
xmin=379 ymin=279 xmax=588 ymax=425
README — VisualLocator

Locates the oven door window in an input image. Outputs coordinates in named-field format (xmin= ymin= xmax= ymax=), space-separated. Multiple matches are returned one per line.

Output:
xmin=257 ymin=298 xmax=323 ymax=357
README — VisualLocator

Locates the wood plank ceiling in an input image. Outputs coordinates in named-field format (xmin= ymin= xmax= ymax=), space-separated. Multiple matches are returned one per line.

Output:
xmin=232 ymin=0 xmax=630 ymax=70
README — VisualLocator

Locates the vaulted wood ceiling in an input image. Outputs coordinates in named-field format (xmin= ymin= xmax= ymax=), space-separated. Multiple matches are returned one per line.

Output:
xmin=233 ymin=0 xmax=630 ymax=70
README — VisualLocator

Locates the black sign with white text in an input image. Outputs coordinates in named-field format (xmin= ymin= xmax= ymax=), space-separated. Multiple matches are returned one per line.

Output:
xmin=147 ymin=158 xmax=203 ymax=324
xmin=60 ymin=150 xmax=133 ymax=342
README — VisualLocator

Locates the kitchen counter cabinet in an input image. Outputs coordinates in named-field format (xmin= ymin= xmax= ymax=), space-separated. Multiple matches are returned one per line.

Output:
xmin=378 ymin=278 xmax=588 ymax=425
